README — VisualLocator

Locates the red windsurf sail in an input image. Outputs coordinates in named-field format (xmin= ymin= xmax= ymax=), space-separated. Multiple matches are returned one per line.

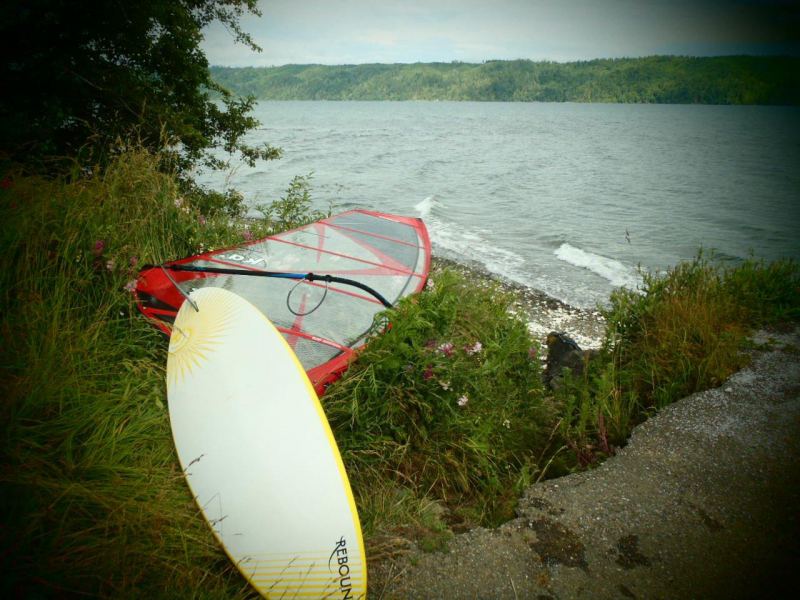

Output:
xmin=135 ymin=210 xmax=431 ymax=395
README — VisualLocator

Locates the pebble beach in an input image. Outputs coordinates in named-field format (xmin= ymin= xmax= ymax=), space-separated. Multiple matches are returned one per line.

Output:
xmin=431 ymin=256 xmax=607 ymax=351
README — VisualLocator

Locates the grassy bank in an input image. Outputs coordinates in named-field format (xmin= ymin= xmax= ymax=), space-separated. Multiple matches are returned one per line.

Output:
xmin=1 ymin=149 xmax=798 ymax=596
xmin=0 ymin=150 xmax=321 ymax=597
xmin=556 ymin=255 xmax=799 ymax=465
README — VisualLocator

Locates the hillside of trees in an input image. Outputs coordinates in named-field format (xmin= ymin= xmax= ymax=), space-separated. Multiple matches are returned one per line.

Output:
xmin=211 ymin=56 xmax=800 ymax=105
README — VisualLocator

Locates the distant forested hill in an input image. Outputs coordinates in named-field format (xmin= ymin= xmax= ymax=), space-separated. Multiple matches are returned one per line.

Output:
xmin=210 ymin=56 xmax=800 ymax=104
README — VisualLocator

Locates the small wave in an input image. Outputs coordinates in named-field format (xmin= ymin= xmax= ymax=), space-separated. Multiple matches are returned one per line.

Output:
xmin=415 ymin=195 xmax=437 ymax=219
xmin=415 ymin=195 xmax=528 ymax=285
xmin=334 ymin=201 xmax=361 ymax=211
xmin=555 ymin=243 xmax=641 ymax=290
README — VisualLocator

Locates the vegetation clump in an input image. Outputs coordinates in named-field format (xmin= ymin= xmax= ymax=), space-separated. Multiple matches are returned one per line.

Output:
xmin=1 ymin=1 xmax=279 ymax=174
xmin=0 ymin=149 xmax=320 ymax=597
xmin=555 ymin=254 xmax=800 ymax=464
xmin=324 ymin=270 xmax=553 ymax=538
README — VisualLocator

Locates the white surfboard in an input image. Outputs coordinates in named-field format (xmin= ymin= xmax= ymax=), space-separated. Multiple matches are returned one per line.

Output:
xmin=166 ymin=287 xmax=366 ymax=599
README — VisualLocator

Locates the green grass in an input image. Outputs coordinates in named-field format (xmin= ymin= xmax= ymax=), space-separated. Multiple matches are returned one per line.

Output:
xmin=0 ymin=149 xmax=314 ymax=597
xmin=2 ymin=148 xmax=798 ymax=597
xmin=555 ymin=253 xmax=800 ymax=463
xmin=323 ymin=270 xmax=555 ymax=540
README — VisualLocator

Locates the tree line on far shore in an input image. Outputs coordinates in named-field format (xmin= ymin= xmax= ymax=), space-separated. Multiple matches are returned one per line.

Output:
xmin=211 ymin=56 xmax=800 ymax=105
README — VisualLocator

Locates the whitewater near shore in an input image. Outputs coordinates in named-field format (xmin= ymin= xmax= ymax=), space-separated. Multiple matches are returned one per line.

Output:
xmin=431 ymin=257 xmax=606 ymax=351
xmin=417 ymin=195 xmax=644 ymax=311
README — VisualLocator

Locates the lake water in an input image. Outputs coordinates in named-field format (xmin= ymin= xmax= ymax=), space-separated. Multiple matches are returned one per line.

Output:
xmin=195 ymin=101 xmax=800 ymax=308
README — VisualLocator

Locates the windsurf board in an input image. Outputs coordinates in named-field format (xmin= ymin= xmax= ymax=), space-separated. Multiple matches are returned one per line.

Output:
xmin=166 ymin=286 xmax=366 ymax=599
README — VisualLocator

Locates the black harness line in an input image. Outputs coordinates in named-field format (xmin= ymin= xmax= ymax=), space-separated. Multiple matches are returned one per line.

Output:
xmin=162 ymin=264 xmax=394 ymax=310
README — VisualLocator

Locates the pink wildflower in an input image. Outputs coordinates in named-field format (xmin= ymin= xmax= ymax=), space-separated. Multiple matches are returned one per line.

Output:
xmin=422 ymin=366 xmax=434 ymax=381
xmin=124 ymin=279 xmax=137 ymax=292
xmin=457 ymin=395 xmax=469 ymax=407
xmin=438 ymin=342 xmax=454 ymax=357
xmin=92 ymin=240 xmax=105 ymax=256
xmin=465 ymin=341 xmax=483 ymax=355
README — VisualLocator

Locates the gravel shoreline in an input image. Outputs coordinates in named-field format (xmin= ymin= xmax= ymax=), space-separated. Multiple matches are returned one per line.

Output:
xmin=431 ymin=256 xmax=606 ymax=350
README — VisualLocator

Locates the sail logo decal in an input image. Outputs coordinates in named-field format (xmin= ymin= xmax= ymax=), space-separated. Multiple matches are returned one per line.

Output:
xmin=218 ymin=253 xmax=267 ymax=266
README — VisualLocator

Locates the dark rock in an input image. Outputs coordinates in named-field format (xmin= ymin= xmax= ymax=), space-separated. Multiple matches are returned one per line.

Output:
xmin=544 ymin=332 xmax=599 ymax=390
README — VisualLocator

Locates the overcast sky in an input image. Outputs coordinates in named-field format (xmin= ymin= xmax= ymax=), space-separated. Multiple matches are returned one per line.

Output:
xmin=202 ymin=0 xmax=800 ymax=66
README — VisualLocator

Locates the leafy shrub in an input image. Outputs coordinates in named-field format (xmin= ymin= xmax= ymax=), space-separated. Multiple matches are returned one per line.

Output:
xmin=721 ymin=257 xmax=800 ymax=325
xmin=604 ymin=257 xmax=748 ymax=409
xmin=256 ymin=172 xmax=328 ymax=230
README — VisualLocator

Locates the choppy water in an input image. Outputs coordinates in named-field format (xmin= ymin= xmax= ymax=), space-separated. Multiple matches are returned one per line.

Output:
xmin=195 ymin=101 xmax=800 ymax=307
